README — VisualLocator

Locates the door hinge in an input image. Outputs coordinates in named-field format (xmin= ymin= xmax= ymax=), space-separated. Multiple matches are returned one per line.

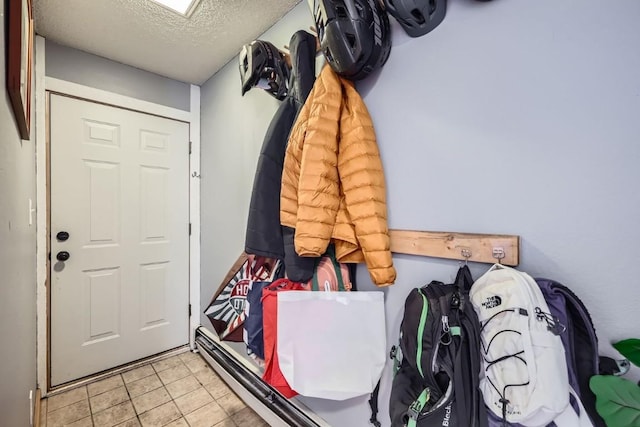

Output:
xmin=188 ymin=304 xmax=192 ymax=316
xmin=189 ymin=141 xmax=192 ymax=154
xmin=189 ymin=223 xmax=192 ymax=235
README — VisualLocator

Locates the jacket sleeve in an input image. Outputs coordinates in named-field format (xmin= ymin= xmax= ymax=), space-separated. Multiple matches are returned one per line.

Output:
xmin=338 ymin=82 xmax=396 ymax=286
xmin=280 ymin=97 xmax=318 ymax=274
xmin=281 ymin=225 xmax=315 ymax=282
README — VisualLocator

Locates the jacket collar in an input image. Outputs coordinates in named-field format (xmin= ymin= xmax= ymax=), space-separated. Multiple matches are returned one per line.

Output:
xmin=287 ymin=30 xmax=317 ymax=103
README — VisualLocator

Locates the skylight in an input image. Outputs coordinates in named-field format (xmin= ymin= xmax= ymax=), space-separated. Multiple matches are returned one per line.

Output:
xmin=151 ymin=0 xmax=200 ymax=16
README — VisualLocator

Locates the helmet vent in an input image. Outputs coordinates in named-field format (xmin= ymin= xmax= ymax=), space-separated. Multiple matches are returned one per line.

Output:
xmin=324 ymin=48 xmax=333 ymax=62
xmin=336 ymin=4 xmax=348 ymax=18
xmin=429 ymin=0 xmax=437 ymax=14
xmin=410 ymin=9 xmax=425 ymax=24
xmin=345 ymin=33 xmax=357 ymax=49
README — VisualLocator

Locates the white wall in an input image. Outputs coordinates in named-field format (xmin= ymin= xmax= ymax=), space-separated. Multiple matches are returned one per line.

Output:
xmin=45 ymin=40 xmax=191 ymax=111
xmin=0 ymin=0 xmax=38 ymax=424
xmin=200 ymin=1 xmax=640 ymax=426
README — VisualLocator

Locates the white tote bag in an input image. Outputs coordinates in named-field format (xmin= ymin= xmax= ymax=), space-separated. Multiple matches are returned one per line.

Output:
xmin=276 ymin=291 xmax=386 ymax=400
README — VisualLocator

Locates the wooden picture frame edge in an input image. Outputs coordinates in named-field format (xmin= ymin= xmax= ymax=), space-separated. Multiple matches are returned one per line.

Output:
xmin=7 ymin=0 xmax=34 ymax=141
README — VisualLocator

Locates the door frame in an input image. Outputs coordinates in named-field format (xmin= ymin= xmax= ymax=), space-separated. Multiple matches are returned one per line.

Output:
xmin=34 ymin=36 xmax=202 ymax=394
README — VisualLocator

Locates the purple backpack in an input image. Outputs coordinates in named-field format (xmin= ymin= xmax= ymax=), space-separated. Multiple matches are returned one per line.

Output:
xmin=486 ymin=278 xmax=606 ymax=427
xmin=535 ymin=278 xmax=605 ymax=427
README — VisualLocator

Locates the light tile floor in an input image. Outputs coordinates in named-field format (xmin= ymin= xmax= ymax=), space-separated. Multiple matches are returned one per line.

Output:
xmin=40 ymin=351 xmax=269 ymax=427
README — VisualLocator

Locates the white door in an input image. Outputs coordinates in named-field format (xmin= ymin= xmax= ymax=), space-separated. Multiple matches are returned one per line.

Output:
xmin=50 ymin=94 xmax=190 ymax=386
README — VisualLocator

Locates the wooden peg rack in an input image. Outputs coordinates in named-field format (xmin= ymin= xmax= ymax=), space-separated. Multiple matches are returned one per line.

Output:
xmin=389 ymin=229 xmax=520 ymax=266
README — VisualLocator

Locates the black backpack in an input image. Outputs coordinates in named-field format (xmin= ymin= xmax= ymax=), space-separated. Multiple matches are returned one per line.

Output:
xmin=389 ymin=266 xmax=488 ymax=427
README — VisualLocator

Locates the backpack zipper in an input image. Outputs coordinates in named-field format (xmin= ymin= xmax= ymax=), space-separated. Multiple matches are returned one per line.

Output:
xmin=534 ymin=307 xmax=566 ymax=335
xmin=418 ymin=365 xmax=455 ymax=419
xmin=413 ymin=285 xmax=457 ymax=420
xmin=442 ymin=315 xmax=450 ymax=334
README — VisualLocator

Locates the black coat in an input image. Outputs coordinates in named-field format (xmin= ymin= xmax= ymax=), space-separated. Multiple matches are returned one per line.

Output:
xmin=244 ymin=30 xmax=316 ymax=281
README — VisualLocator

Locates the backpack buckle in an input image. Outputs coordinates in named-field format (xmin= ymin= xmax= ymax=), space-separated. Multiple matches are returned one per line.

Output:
xmin=407 ymin=388 xmax=430 ymax=421
xmin=407 ymin=401 xmax=422 ymax=421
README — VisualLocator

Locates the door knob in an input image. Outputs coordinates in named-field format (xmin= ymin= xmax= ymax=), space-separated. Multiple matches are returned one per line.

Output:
xmin=56 ymin=231 xmax=69 ymax=241
xmin=56 ymin=251 xmax=70 ymax=262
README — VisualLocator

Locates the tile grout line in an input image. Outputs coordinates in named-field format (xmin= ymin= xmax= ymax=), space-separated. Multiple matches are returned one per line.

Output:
xmin=130 ymin=357 xmax=190 ymax=427
xmin=45 ymin=355 xmax=251 ymax=427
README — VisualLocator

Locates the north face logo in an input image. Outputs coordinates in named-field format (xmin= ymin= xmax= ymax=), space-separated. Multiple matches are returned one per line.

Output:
xmin=482 ymin=295 xmax=502 ymax=309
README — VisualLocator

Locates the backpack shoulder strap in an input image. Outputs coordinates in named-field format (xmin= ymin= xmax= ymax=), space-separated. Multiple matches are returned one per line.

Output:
xmin=367 ymin=380 xmax=381 ymax=427
xmin=455 ymin=265 xmax=474 ymax=292
xmin=456 ymin=266 xmax=489 ymax=427
xmin=402 ymin=288 xmax=433 ymax=424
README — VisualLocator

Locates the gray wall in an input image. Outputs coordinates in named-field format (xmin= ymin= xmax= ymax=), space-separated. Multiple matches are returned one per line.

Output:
xmin=45 ymin=40 xmax=191 ymax=111
xmin=200 ymin=4 xmax=311 ymax=315
xmin=1 ymin=0 xmax=38 ymax=424
xmin=201 ymin=1 xmax=640 ymax=426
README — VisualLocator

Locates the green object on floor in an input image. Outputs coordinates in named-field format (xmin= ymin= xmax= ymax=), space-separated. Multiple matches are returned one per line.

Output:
xmin=589 ymin=375 xmax=640 ymax=427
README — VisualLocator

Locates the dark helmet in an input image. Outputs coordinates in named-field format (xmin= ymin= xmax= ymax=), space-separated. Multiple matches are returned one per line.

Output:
xmin=384 ymin=0 xmax=447 ymax=37
xmin=311 ymin=0 xmax=392 ymax=81
xmin=238 ymin=40 xmax=291 ymax=100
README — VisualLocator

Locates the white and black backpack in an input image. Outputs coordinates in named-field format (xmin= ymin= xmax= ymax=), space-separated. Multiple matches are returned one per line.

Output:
xmin=470 ymin=265 xmax=573 ymax=426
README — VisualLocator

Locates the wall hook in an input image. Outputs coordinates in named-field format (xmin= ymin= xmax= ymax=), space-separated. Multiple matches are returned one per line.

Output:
xmin=192 ymin=171 xmax=201 ymax=179
xmin=460 ymin=248 xmax=471 ymax=266
xmin=492 ymin=247 xmax=505 ymax=264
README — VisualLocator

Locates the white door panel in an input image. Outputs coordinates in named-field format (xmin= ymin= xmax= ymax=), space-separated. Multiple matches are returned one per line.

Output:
xmin=50 ymin=94 xmax=189 ymax=386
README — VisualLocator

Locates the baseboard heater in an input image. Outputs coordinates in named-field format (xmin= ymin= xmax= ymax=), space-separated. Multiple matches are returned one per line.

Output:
xmin=195 ymin=327 xmax=324 ymax=427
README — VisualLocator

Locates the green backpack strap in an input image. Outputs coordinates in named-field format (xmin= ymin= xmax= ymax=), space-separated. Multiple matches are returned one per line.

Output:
xmin=416 ymin=290 xmax=429 ymax=378
xmin=406 ymin=289 xmax=430 ymax=424
xmin=311 ymin=244 xmax=346 ymax=291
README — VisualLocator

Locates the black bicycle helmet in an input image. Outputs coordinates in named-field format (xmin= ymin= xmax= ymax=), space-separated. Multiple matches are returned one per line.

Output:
xmin=311 ymin=0 xmax=392 ymax=81
xmin=384 ymin=0 xmax=447 ymax=37
xmin=238 ymin=40 xmax=291 ymax=100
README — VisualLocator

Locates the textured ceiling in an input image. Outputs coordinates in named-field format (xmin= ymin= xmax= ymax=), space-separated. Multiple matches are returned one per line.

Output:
xmin=34 ymin=0 xmax=302 ymax=85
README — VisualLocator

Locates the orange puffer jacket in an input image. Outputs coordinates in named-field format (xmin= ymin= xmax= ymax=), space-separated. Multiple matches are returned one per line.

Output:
xmin=280 ymin=65 xmax=396 ymax=286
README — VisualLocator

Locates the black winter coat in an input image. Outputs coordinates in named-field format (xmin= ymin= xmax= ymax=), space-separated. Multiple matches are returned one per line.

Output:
xmin=244 ymin=30 xmax=316 ymax=281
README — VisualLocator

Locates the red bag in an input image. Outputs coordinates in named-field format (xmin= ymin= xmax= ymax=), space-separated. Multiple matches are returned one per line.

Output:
xmin=261 ymin=278 xmax=304 ymax=398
